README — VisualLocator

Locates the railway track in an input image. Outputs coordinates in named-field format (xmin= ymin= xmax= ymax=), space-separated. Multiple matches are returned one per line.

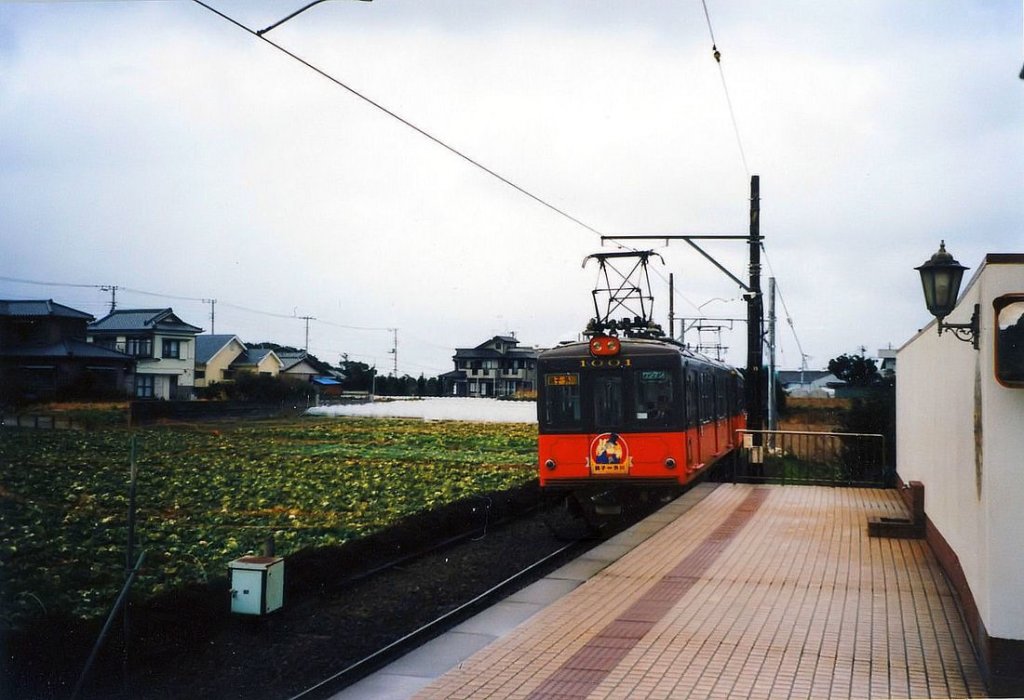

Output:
xmin=78 ymin=493 xmax=665 ymax=699
xmin=280 ymin=498 xmax=663 ymax=700
xmin=287 ymin=539 xmax=582 ymax=700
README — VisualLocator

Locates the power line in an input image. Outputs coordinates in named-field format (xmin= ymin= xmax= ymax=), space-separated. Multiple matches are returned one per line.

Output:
xmin=188 ymin=0 xmax=605 ymax=239
xmin=0 ymin=274 xmax=399 ymax=341
xmin=0 ymin=274 xmax=106 ymax=290
xmin=760 ymin=244 xmax=808 ymax=367
xmin=699 ymin=0 xmax=750 ymax=178
xmin=649 ymin=266 xmax=704 ymax=316
xmin=317 ymin=318 xmax=392 ymax=333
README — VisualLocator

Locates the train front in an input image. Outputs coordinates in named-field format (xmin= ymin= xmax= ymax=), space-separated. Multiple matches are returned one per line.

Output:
xmin=536 ymin=335 xmax=691 ymax=491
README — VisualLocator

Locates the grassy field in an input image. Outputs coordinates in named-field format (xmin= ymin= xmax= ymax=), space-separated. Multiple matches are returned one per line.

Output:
xmin=0 ymin=417 xmax=537 ymax=627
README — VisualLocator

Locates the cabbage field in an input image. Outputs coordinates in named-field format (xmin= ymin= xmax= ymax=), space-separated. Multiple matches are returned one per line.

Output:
xmin=0 ymin=417 xmax=537 ymax=627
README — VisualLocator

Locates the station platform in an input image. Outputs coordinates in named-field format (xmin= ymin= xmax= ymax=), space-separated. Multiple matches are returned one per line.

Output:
xmin=334 ymin=483 xmax=986 ymax=699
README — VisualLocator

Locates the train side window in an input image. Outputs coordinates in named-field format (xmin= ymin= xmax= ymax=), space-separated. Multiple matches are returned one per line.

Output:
xmin=995 ymin=295 xmax=1024 ymax=387
xmin=592 ymin=374 xmax=624 ymax=428
xmin=635 ymin=369 xmax=674 ymax=425
xmin=686 ymin=370 xmax=698 ymax=426
xmin=699 ymin=372 xmax=713 ymax=423
xmin=542 ymin=373 xmax=581 ymax=427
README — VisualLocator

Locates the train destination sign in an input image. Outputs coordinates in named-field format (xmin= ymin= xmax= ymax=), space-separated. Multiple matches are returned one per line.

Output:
xmin=546 ymin=373 xmax=579 ymax=386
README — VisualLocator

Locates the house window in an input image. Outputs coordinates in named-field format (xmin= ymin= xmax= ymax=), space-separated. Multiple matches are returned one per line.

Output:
xmin=125 ymin=337 xmax=153 ymax=357
xmin=195 ymin=369 xmax=206 ymax=380
xmin=162 ymin=339 xmax=182 ymax=359
xmin=135 ymin=375 xmax=155 ymax=399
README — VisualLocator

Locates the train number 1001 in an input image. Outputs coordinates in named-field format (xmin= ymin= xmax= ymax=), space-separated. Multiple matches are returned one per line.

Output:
xmin=579 ymin=358 xmax=633 ymax=368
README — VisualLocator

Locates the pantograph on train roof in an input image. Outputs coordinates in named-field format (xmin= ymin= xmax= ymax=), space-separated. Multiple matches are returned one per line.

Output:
xmin=582 ymin=250 xmax=666 ymax=340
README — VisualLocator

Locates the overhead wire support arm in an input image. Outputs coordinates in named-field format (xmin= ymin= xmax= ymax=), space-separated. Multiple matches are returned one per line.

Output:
xmin=601 ymin=234 xmax=755 ymax=292
xmin=257 ymin=0 xmax=372 ymax=37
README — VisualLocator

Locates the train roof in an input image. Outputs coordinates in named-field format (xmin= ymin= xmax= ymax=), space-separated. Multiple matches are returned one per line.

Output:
xmin=540 ymin=337 xmax=739 ymax=372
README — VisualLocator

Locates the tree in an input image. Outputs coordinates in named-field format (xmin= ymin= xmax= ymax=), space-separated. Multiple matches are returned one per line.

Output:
xmin=827 ymin=353 xmax=881 ymax=387
xmin=338 ymin=358 xmax=375 ymax=392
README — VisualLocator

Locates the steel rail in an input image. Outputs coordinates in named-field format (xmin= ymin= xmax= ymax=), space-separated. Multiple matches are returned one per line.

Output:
xmin=287 ymin=540 xmax=580 ymax=700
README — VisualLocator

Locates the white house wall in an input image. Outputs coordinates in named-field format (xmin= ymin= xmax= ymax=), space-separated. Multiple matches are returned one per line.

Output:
xmin=897 ymin=258 xmax=1024 ymax=641
xmin=977 ymin=263 xmax=1024 ymax=639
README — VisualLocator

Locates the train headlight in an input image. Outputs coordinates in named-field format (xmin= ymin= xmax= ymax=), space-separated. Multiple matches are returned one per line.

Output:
xmin=589 ymin=335 xmax=621 ymax=357
xmin=665 ymin=457 xmax=677 ymax=469
xmin=544 ymin=459 xmax=556 ymax=471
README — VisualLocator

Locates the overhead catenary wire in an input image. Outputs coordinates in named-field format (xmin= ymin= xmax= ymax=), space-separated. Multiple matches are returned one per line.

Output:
xmin=760 ymin=244 xmax=809 ymax=368
xmin=6 ymin=4 xmax=777 ymax=374
xmin=700 ymin=0 xmax=750 ymax=179
xmin=188 ymin=0 xmax=604 ymax=240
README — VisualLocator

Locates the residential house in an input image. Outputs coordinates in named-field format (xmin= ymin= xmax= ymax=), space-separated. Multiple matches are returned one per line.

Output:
xmin=233 ymin=347 xmax=283 ymax=378
xmin=194 ymin=334 xmax=283 ymax=388
xmin=877 ymin=346 xmax=897 ymax=379
xmin=88 ymin=308 xmax=202 ymax=400
xmin=776 ymin=370 xmax=837 ymax=398
xmin=441 ymin=335 xmax=544 ymax=398
xmin=0 ymin=299 xmax=133 ymax=403
xmin=278 ymin=351 xmax=342 ymax=383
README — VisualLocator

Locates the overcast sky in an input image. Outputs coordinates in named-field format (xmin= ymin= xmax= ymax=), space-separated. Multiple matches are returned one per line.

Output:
xmin=2 ymin=0 xmax=1021 ymax=376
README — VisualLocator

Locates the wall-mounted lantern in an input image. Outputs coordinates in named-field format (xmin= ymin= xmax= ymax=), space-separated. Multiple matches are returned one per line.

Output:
xmin=915 ymin=241 xmax=979 ymax=349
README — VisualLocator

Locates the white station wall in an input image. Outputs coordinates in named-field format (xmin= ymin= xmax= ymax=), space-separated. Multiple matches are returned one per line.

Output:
xmin=897 ymin=259 xmax=1024 ymax=641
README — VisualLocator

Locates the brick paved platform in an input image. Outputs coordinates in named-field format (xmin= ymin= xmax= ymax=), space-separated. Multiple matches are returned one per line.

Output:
xmin=415 ymin=484 xmax=986 ymax=699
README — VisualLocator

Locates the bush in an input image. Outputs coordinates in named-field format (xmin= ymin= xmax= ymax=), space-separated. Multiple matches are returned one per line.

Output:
xmin=196 ymin=374 xmax=315 ymax=402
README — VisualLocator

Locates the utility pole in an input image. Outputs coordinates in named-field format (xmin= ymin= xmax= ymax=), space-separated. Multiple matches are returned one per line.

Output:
xmin=389 ymin=328 xmax=398 ymax=375
xmin=202 ymin=299 xmax=216 ymax=334
xmin=767 ymin=277 xmax=777 ymax=432
xmin=299 ymin=316 xmax=315 ymax=353
xmin=746 ymin=175 xmax=764 ymax=438
xmin=669 ymin=273 xmax=676 ymax=340
xmin=100 ymin=285 xmax=118 ymax=313
xmin=598 ymin=174 xmax=766 ymax=433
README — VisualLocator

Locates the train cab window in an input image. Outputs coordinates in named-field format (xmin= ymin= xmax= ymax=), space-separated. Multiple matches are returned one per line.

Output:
xmin=995 ymin=296 xmax=1024 ymax=387
xmin=592 ymin=374 xmax=624 ymax=429
xmin=635 ymin=370 xmax=674 ymax=426
xmin=542 ymin=373 xmax=582 ymax=427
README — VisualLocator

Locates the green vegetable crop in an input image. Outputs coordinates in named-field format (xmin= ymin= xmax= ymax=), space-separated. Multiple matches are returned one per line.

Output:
xmin=0 ymin=417 xmax=536 ymax=626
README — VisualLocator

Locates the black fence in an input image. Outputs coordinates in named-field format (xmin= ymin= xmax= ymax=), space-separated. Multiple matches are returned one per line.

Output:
xmin=718 ymin=429 xmax=893 ymax=488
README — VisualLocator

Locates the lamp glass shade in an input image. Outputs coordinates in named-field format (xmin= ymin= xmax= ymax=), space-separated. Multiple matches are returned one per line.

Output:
xmin=915 ymin=241 xmax=968 ymax=320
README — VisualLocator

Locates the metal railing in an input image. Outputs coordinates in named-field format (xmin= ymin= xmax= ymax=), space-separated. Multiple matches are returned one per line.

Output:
xmin=725 ymin=429 xmax=891 ymax=487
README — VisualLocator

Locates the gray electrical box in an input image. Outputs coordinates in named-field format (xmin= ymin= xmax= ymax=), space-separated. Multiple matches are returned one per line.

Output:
xmin=228 ymin=556 xmax=284 ymax=615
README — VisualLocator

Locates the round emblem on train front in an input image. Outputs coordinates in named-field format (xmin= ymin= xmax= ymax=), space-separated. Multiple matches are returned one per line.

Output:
xmin=589 ymin=433 xmax=630 ymax=475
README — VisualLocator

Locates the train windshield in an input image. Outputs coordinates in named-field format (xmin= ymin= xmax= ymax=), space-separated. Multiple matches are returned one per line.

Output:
xmin=592 ymin=374 xmax=624 ymax=429
xmin=542 ymin=373 xmax=582 ymax=428
xmin=538 ymin=359 xmax=684 ymax=433
xmin=634 ymin=370 xmax=674 ymax=426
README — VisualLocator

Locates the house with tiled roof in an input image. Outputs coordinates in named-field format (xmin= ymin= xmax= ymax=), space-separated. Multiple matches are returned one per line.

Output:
xmin=194 ymin=334 xmax=283 ymax=388
xmin=88 ymin=308 xmax=202 ymax=399
xmin=0 ymin=299 xmax=133 ymax=403
xmin=277 ymin=351 xmax=343 ymax=383
xmin=441 ymin=334 xmax=544 ymax=398
xmin=776 ymin=369 xmax=838 ymax=398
